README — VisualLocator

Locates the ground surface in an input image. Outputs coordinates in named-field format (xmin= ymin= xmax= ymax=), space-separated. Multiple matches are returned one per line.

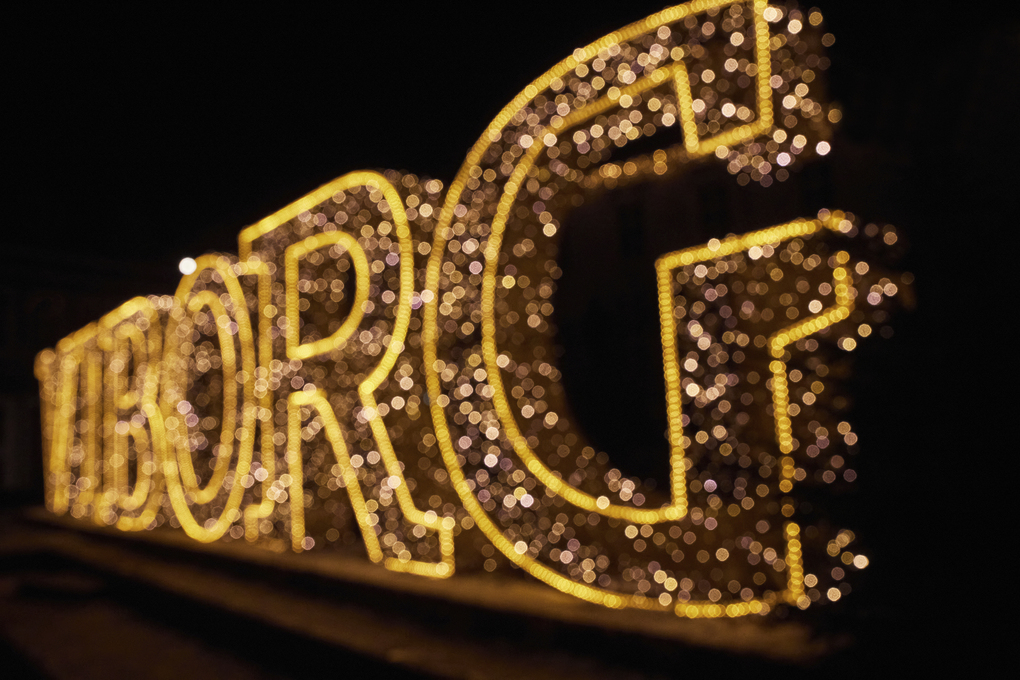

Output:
xmin=0 ymin=510 xmax=848 ymax=679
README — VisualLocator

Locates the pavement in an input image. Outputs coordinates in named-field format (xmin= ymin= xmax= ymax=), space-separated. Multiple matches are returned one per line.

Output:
xmin=0 ymin=509 xmax=843 ymax=679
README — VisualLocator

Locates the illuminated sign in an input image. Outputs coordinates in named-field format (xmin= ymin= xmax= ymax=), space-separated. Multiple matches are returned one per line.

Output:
xmin=36 ymin=0 xmax=905 ymax=618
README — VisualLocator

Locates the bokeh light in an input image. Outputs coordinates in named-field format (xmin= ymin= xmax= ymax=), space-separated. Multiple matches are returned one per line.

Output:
xmin=35 ymin=0 xmax=906 ymax=619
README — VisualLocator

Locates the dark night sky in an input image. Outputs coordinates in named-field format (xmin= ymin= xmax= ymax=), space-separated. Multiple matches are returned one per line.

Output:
xmin=5 ymin=1 xmax=1015 ymax=669
xmin=7 ymin=2 xmax=1013 ymax=274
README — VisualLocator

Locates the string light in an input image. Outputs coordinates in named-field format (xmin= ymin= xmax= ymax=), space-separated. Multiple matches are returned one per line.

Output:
xmin=35 ymin=0 xmax=904 ymax=618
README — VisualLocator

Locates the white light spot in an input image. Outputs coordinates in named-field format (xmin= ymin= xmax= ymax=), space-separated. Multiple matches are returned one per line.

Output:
xmin=179 ymin=257 xmax=197 ymax=275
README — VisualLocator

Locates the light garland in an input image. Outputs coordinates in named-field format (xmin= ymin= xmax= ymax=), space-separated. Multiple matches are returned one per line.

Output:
xmin=35 ymin=0 xmax=905 ymax=618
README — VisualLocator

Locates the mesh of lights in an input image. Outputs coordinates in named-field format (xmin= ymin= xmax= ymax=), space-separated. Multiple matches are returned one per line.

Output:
xmin=36 ymin=0 xmax=905 ymax=618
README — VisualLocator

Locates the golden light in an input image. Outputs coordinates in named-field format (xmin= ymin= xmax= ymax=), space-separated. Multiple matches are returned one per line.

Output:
xmin=35 ymin=0 xmax=906 ymax=620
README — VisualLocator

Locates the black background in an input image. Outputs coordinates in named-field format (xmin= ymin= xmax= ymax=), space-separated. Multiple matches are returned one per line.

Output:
xmin=5 ymin=1 xmax=1015 ymax=674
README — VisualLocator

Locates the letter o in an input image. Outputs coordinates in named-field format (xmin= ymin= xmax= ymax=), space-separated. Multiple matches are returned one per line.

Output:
xmin=161 ymin=255 xmax=257 ymax=542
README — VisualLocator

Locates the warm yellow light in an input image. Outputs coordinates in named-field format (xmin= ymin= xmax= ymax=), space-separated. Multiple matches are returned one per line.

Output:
xmin=35 ymin=0 xmax=892 ymax=621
